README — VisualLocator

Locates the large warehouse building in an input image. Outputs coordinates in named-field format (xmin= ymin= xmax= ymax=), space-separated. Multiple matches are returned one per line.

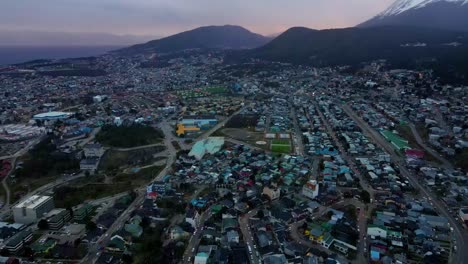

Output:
xmin=32 ymin=111 xmax=73 ymax=121
xmin=13 ymin=195 xmax=55 ymax=224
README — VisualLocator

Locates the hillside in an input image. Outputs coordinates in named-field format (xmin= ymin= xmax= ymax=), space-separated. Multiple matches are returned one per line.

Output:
xmin=230 ymin=26 xmax=468 ymax=84
xmin=115 ymin=25 xmax=270 ymax=55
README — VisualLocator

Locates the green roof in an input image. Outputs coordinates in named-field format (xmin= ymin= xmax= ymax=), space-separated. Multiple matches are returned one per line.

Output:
xmin=125 ymin=223 xmax=143 ymax=238
xmin=380 ymin=130 xmax=410 ymax=150
xmin=108 ymin=236 xmax=126 ymax=250
xmin=212 ymin=205 xmax=223 ymax=213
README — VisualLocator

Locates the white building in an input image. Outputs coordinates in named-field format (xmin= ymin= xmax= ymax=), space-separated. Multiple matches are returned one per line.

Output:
xmin=367 ymin=225 xmax=388 ymax=239
xmin=83 ymin=143 xmax=105 ymax=158
xmin=13 ymin=195 xmax=55 ymax=224
xmin=459 ymin=208 xmax=468 ymax=221
xmin=302 ymin=180 xmax=319 ymax=199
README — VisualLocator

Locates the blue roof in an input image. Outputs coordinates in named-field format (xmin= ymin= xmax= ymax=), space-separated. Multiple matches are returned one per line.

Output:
xmin=371 ymin=250 xmax=380 ymax=260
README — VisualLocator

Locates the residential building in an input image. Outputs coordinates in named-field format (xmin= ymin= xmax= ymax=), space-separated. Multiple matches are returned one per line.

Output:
xmin=459 ymin=208 xmax=468 ymax=221
xmin=262 ymin=186 xmax=281 ymax=200
xmin=80 ymin=158 xmax=99 ymax=174
xmin=83 ymin=143 xmax=105 ymax=158
xmin=186 ymin=208 xmax=200 ymax=228
xmin=302 ymin=180 xmax=319 ymax=199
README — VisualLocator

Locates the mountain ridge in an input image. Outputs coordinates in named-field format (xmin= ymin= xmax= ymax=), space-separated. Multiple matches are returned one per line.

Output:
xmin=115 ymin=25 xmax=271 ymax=55
xmin=359 ymin=0 xmax=468 ymax=31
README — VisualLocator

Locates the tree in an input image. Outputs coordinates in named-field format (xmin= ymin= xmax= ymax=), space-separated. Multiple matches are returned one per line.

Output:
xmin=122 ymin=253 xmax=133 ymax=263
xmin=361 ymin=190 xmax=371 ymax=204
xmin=86 ymin=220 xmax=97 ymax=231
xmin=38 ymin=219 xmax=49 ymax=230
xmin=0 ymin=248 xmax=9 ymax=257
xmin=257 ymin=210 xmax=265 ymax=219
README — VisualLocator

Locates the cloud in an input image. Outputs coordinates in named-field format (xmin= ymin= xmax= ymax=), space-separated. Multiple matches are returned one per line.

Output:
xmin=0 ymin=0 xmax=394 ymax=36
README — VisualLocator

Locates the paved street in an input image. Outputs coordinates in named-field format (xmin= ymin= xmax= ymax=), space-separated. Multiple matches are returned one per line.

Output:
xmin=342 ymin=103 xmax=468 ymax=264
xmin=181 ymin=207 xmax=213 ymax=264
xmin=238 ymin=209 xmax=260 ymax=264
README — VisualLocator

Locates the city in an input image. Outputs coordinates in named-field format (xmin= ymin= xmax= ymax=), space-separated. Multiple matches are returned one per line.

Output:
xmin=0 ymin=1 xmax=467 ymax=264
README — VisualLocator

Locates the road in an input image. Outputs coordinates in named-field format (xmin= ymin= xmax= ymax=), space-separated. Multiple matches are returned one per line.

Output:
xmin=0 ymin=128 xmax=101 ymax=214
xmin=290 ymin=104 xmax=305 ymax=156
xmin=314 ymin=102 xmax=377 ymax=264
xmin=0 ymin=157 xmax=15 ymax=210
xmin=82 ymin=119 xmax=179 ymax=264
xmin=408 ymin=123 xmax=453 ymax=169
xmin=238 ymin=209 xmax=260 ymax=264
xmin=112 ymin=142 xmax=165 ymax=152
xmin=0 ymin=171 xmax=87 ymax=219
xmin=314 ymin=103 xmax=375 ymax=200
xmin=82 ymin=191 xmax=146 ymax=264
xmin=83 ymin=109 xmax=248 ymax=263
xmin=342 ymin=103 xmax=468 ymax=264
xmin=195 ymin=106 xmax=246 ymax=142
xmin=181 ymin=207 xmax=213 ymax=264
xmin=0 ymin=136 xmax=44 ymax=160
xmin=289 ymin=199 xmax=366 ymax=264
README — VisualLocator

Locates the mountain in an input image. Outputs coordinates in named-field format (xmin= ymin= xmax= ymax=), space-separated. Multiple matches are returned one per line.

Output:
xmin=359 ymin=0 xmax=468 ymax=32
xmin=231 ymin=26 xmax=468 ymax=83
xmin=246 ymin=26 xmax=468 ymax=65
xmin=0 ymin=30 xmax=157 ymax=46
xmin=115 ymin=25 xmax=270 ymax=55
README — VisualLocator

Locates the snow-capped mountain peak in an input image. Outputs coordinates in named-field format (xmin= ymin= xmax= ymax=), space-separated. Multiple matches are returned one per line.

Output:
xmin=380 ymin=0 xmax=468 ymax=17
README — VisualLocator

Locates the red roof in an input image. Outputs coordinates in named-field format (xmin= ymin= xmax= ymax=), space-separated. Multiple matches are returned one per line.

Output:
xmin=405 ymin=149 xmax=425 ymax=159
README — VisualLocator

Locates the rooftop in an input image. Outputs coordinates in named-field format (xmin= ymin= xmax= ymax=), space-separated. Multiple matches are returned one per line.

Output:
xmin=14 ymin=195 xmax=52 ymax=209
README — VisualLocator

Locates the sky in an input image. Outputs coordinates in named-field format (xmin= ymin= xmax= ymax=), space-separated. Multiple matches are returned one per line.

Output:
xmin=0 ymin=0 xmax=395 ymax=37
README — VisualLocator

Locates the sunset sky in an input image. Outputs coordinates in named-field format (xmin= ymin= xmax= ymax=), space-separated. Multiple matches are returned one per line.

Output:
xmin=0 ymin=0 xmax=394 ymax=36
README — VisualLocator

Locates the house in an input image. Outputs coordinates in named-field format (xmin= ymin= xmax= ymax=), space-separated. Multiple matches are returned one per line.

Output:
xmin=80 ymin=158 xmax=99 ymax=174
xmin=170 ymin=226 xmax=189 ymax=240
xmin=302 ymin=180 xmax=319 ymax=199
xmin=459 ymin=208 xmax=468 ymax=221
xmin=367 ymin=225 xmax=388 ymax=239
xmin=226 ymin=230 xmax=239 ymax=244
xmin=194 ymin=245 xmax=217 ymax=264
xmin=263 ymin=254 xmax=288 ymax=264
xmin=263 ymin=186 xmax=281 ymax=200
xmin=124 ymin=216 xmax=143 ymax=239
xmin=201 ymin=229 xmax=221 ymax=242
xmin=146 ymin=181 xmax=167 ymax=198
xmin=186 ymin=208 xmax=200 ymax=228
xmin=83 ymin=143 xmax=105 ymax=158
xmin=106 ymin=235 xmax=127 ymax=252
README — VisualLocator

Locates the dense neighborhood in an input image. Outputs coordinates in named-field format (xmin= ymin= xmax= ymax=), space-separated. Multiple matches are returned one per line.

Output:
xmin=0 ymin=49 xmax=467 ymax=264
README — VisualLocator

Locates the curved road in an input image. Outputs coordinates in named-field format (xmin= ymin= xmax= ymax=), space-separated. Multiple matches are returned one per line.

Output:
xmin=408 ymin=123 xmax=453 ymax=169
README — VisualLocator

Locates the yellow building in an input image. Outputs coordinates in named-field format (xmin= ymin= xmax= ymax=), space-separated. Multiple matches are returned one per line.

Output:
xmin=176 ymin=123 xmax=200 ymax=136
